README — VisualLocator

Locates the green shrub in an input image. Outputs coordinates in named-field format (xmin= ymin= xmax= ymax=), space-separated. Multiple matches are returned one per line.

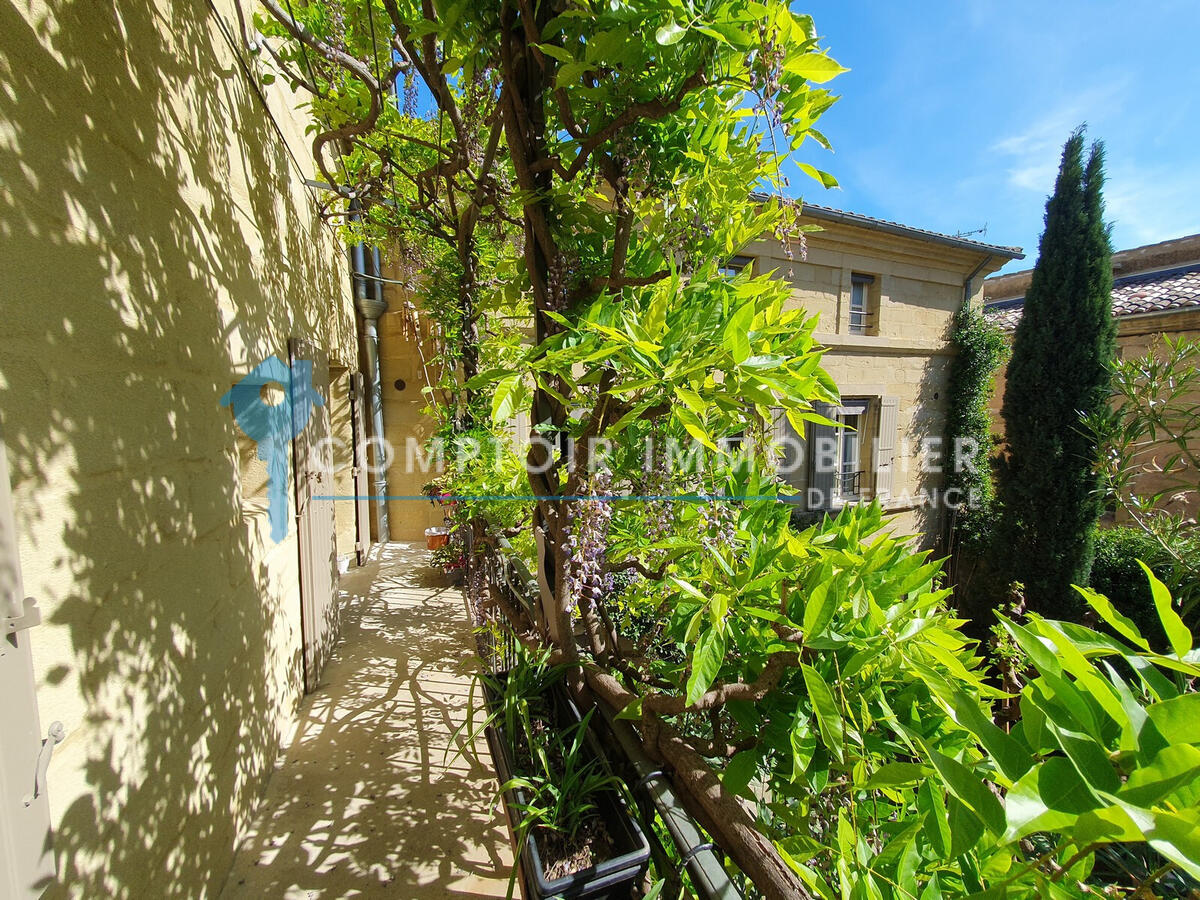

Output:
xmin=1090 ymin=526 xmax=1168 ymax=645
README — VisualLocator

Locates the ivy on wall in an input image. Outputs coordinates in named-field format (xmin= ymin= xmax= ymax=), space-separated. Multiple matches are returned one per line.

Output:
xmin=943 ymin=299 xmax=1008 ymax=553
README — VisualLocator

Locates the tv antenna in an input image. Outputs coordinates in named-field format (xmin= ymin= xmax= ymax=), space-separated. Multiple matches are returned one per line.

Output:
xmin=954 ymin=223 xmax=988 ymax=239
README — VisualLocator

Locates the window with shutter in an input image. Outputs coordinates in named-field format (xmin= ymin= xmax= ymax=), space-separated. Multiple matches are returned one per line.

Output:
xmin=849 ymin=273 xmax=876 ymax=334
xmin=719 ymin=255 xmax=754 ymax=278
xmin=875 ymin=397 xmax=899 ymax=502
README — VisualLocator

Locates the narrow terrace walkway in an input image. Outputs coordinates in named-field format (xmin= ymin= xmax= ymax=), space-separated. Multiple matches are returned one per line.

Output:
xmin=221 ymin=543 xmax=512 ymax=899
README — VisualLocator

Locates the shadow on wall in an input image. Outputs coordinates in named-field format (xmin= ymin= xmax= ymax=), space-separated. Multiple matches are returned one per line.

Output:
xmin=0 ymin=0 xmax=351 ymax=895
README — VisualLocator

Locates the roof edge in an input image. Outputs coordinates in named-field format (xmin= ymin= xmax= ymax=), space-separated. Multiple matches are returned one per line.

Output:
xmin=749 ymin=193 xmax=1026 ymax=260
xmin=799 ymin=204 xmax=1026 ymax=260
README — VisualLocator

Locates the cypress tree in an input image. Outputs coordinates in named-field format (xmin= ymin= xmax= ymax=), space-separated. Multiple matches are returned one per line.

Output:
xmin=996 ymin=128 xmax=1116 ymax=615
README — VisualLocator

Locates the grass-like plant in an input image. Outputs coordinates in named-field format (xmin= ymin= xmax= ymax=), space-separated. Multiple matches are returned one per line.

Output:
xmin=499 ymin=705 xmax=625 ymax=900
xmin=451 ymin=637 xmax=568 ymax=765
xmin=450 ymin=636 xmax=625 ymax=895
xmin=500 ymin=707 xmax=622 ymax=845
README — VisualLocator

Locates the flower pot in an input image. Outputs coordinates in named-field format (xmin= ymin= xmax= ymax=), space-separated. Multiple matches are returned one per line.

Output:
xmin=483 ymin=682 xmax=650 ymax=899
xmin=425 ymin=526 xmax=450 ymax=551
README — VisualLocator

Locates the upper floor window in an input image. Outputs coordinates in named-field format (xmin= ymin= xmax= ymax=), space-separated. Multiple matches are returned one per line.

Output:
xmin=720 ymin=255 xmax=754 ymax=278
xmin=849 ymin=273 xmax=876 ymax=334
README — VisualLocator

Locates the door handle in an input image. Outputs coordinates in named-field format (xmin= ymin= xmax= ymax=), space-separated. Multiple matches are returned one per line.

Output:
xmin=23 ymin=721 xmax=65 ymax=807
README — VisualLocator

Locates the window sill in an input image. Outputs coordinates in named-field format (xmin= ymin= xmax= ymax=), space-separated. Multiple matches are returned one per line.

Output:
xmin=813 ymin=331 xmax=948 ymax=353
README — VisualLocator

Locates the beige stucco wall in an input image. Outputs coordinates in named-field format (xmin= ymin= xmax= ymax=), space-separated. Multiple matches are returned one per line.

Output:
xmin=0 ymin=0 xmax=357 ymax=896
xmin=749 ymin=220 xmax=1009 ymax=545
xmin=1116 ymin=313 xmax=1200 ymax=521
xmin=376 ymin=294 xmax=446 ymax=542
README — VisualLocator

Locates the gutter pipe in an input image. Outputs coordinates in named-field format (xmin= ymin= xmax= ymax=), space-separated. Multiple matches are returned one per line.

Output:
xmin=349 ymin=201 xmax=390 ymax=542
xmin=594 ymin=701 xmax=745 ymax=900
xmin=962 ymin=253 xmax=994 ymax=308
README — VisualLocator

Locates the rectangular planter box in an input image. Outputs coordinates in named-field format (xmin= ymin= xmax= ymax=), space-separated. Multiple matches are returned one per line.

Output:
xmin=483 ymin=681 xmax=650 ymax=899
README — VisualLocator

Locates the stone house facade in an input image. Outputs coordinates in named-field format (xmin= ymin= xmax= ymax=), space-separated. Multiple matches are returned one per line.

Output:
xmin=375 ymin=205 xmax=1025 ymax=547
xmin=749 ymin=204 xmax=1023 ymax=545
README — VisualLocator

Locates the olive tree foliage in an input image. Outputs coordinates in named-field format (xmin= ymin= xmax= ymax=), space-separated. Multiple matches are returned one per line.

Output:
xmin=1085 ymin=336 xmax=1200 ymax=613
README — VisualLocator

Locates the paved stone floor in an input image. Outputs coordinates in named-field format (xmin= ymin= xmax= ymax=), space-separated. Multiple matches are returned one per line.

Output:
xmin=221 ymin=542 xmax=512 ymax=899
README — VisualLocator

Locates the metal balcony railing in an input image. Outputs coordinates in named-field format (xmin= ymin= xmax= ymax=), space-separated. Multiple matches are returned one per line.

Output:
xmin=838 ymin=468 xmax=865 ymax=497
xmin=848 ymin=309 xmax=874 ymax=334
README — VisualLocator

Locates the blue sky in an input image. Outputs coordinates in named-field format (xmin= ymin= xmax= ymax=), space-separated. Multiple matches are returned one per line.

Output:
xmin=786 ymin=1 xmax=1200 ymax=273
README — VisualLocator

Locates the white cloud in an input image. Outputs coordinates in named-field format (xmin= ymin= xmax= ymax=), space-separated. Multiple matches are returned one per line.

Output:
xmin=1105 ymin=164 xmax=1200 ymax=247
xmin=990 ymin=82 xmax=1130 ymax=193
xmin=988 ymin=83 xmax=1199 ymax=249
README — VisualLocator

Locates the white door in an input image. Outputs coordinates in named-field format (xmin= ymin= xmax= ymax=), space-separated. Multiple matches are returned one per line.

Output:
xmin=289 ymin=339 xmax=339 ymax=693
xmin=0 ymin=432 xmax=61 ymax=897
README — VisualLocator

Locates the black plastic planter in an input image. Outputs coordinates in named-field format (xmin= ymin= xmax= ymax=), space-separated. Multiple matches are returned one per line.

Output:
xmin=483 ymin=682 xmax=651 ymax=899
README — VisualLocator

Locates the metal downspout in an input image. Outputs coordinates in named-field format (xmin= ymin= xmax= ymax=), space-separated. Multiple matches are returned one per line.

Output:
xmin=962 ymin=253 xmax=994 ymax=308
xmin=350 ymin=205 xmax=390 ymax=542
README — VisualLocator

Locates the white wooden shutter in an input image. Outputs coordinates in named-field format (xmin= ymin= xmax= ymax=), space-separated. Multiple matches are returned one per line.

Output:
xmin=771 ymin=407 xmax=807 ymax=491
xmin=770 ymin=407 xmax=787 ymax=468
xmin=875 ymin=397 xmax=899 ymax=502
xmin=806 ymin=403 xmax=838 ymax=509
xmin=512 ymin=411 xmax=530 ymax=451
xmin=770 ymin=408 xmax=786 ymax=455
xmin=0 ymin=432 xmax=59 ymax=897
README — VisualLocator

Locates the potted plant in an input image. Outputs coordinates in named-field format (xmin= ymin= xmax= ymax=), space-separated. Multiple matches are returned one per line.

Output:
xmin=424 ymin=525 xmax=451 ymax=551
xmin=430 ymin=542 xmax=463 ymax=570
xmin=464 ymin=644 xmax=651 ymax=898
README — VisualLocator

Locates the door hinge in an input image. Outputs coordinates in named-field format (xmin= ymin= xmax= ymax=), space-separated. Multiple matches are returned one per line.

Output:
xmin=3 ymin=596 xmax=41 ymax=635
xmin=23 ymin=721 xmax=66 ymax=807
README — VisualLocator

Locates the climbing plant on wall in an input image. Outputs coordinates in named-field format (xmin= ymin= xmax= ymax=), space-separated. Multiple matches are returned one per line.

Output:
xmin=258 ymin=5 xmax=1200 ymax=898
xmin=943 ymin=299 xmax=1008 ymax=591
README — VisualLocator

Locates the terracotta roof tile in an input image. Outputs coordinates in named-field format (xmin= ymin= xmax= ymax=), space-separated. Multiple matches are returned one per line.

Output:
xmin=984 ymin=263 xmax=1200 ymax=331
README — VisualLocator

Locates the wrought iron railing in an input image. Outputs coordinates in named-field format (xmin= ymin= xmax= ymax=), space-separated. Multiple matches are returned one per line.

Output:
xmin=838 ymin=468 xmax=864 ymax=497
xmin=461 ymin=528 xmax=540 ymax=676
xmin=850 ymin=310 xmax=873 ymax=331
